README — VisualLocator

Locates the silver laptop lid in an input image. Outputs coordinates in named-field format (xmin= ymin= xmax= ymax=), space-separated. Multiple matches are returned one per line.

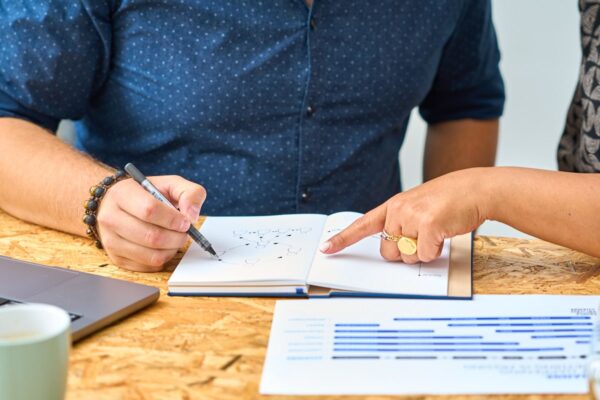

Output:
xmin=0 ymin=255 xmax=159 ymax=341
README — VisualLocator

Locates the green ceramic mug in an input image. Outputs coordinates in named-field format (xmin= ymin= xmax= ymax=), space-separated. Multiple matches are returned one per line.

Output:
xmin=0 ymin=304 xmax=71 ymax=400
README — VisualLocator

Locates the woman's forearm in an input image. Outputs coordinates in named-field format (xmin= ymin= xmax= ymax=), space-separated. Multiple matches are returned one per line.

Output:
xmin=483 ymin=167 xmax=600 ymax=257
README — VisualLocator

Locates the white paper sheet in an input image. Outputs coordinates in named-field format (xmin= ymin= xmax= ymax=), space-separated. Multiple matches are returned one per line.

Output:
xmin=309 ymin=212 xmax=450 ymax=296
xmin=260 ymin=295 xmax=599 ymax=395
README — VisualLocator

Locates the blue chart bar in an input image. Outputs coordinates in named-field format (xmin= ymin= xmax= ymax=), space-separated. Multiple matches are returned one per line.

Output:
xmin=287 ymin=356 xmax=323 ymax=361
xmin=334 ymin=329 xmax=435 ymax=333
xmin=332 ymin=356 xmax=380 ymax=360
xmin=333 ymin=347 xmax=565 ymax=352
xmin=333 ymin=342 xmax=519 ymax=346
xmin=335 ymin=336 xmax=484 ymax=340
xmin=496 ymin=329 xmax=593 ymax=333
xmin=335 ymin=323 xmax=380 ymax=327
xmin=453 ymin=356 xmax=487 ymax=360
xmin=396 ymin=356 xmax=438 ymax=360
xmin=394 ymin=316 xmax=591 ymax=321
xmin=449 ymin=323 xmax=592 ymax=327
xmin=532 ymin=335 xmax=592 ymax=339
xmin=576 ymin=341 xmax=591 ymax=344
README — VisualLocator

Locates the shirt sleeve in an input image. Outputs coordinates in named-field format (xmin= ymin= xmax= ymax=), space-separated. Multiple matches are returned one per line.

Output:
xmin=419 ymin=0 xmax=505 ymax=124
xmin=0 ymin=1 xmax=112 ymax=132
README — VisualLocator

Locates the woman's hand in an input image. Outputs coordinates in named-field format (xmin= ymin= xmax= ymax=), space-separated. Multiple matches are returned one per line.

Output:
xmin=321 ymin=168 xmax=491 ymax=263
xmin=96 ymin=175 xmax=207 ymax=272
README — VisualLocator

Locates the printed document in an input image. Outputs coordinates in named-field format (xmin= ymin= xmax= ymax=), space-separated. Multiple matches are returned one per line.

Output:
xmin=260 ymin=295 xmax=599 ymax=395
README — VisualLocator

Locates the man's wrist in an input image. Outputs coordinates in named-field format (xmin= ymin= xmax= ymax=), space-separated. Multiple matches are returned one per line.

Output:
xmin=83 ymin=169 xmax=128 ymax=247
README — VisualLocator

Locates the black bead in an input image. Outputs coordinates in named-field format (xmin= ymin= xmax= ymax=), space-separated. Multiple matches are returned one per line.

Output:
xmin=94 ymin=240 xmax=103 ymax=249
xmin=93 ymin=186 xmax=106 ymax=197
xmin=86 ymin=228 xmax=93 ymax=236
xmin=102 ymin=176 xmax=115 ymax=186
xmin=115 ymin=170 xmax=126 ymax=179
xmin=85 ymin=199 xmax=98 ymax=211
xmin=83 ymin=214 xmax=96 ymax=226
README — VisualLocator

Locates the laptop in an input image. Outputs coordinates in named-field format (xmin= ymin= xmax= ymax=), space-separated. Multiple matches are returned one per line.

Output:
xmin=0 ymin=255 xmax=160 ymax=341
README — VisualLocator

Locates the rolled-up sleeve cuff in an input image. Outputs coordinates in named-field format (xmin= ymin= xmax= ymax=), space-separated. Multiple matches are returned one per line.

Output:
xmin=0 ymin=89 xmax=60 ymax=132
xmin=419 ymin=76 xmax=505 ymax=125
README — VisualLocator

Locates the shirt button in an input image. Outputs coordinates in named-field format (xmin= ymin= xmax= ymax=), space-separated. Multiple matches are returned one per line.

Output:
xmin=310 ymin=18 xmax=316 ymax=30
xmin=306 ymin=105 xmax=315 ymax=117
xmin=301 ymin=190 xmax=310 ymax=203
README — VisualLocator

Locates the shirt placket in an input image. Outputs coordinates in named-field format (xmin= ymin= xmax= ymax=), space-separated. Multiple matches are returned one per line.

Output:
xmin=296 ymin=1 xmax=318 ymax=212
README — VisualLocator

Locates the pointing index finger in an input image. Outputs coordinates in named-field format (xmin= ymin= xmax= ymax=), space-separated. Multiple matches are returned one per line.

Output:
xmin=321 ymin=202 xmax=387 ymax=254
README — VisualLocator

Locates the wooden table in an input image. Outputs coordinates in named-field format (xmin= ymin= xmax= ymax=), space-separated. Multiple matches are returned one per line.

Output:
xmin=1 ymin=208 xmax=600 ymax=400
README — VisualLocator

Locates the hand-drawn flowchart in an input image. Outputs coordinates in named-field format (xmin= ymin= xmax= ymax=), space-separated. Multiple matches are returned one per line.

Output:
xmin=216 ymin=228 xmax=313 ymax=266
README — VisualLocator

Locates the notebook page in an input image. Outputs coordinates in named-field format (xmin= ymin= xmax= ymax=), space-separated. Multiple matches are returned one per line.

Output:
xmin=307 ymin=212 xmax=449 ymax=296
xmin=169 ymin=214 xmax=326 ymax=286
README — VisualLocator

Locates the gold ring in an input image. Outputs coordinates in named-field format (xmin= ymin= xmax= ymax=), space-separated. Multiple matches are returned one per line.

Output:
xmin=381 ymin=230 xmax=418 ymax=256
xmin=398 ymin=236 xmax=417 ymax=255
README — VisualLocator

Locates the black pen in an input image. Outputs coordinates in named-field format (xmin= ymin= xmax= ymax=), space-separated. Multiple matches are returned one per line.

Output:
xmin=124 ymin=163 xmax=217 ymax=257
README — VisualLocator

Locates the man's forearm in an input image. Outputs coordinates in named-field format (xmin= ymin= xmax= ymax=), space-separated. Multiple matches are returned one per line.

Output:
xmin=482 ymin=167 xmax=600 ymax=258
xmin=423 ymin=118 xmax=498 ymax=181
xmin=0 ymin=118 xmax=111 ymax=236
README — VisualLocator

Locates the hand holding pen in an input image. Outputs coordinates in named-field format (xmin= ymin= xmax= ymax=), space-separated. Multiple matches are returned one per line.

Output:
xmin=124 ymin=163 xmax=216 ymax=256
xmin=94 ymin=166 xmax=211 ymax=272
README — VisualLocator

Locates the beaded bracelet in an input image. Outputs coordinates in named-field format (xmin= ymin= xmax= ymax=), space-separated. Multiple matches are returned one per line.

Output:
xmin=83 ymin=170 xmax=127 ymax=249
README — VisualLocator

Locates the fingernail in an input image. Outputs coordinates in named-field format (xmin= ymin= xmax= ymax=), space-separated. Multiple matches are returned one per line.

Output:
xmin=179 ymin=220 xmax=190 ymax=232
xmin=319 ymin=241 xmax=331 ymax=253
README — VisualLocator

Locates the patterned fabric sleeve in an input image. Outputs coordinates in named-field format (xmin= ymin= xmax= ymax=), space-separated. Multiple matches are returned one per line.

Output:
xmin=558 ymin=0 xmax=600 ymax=172
xmin=0 ymin=0 xmax=112 ymax=132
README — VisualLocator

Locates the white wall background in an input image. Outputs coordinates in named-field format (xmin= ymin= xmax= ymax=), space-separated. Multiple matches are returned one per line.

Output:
xmin=400 ymin=0 xmax=581 ymax=237
xmin=59 ymin=0 xmax=581 ymax=238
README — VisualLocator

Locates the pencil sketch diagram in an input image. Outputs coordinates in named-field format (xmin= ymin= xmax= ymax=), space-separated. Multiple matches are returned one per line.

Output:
xmin=215 ymin=227 xmax=313 ymax=266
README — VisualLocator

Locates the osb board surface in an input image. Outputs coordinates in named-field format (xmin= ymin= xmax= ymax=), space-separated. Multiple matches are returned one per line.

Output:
xmin=1 ymin=209 xmax=599 ymax=400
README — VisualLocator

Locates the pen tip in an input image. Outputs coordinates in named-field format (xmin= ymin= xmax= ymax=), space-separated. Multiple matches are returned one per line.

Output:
xmin=207 ymin=246 xmax=217 ymax=257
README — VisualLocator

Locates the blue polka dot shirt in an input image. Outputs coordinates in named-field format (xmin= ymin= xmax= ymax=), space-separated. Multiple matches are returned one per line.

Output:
xmin=0 ymin=0 xmax=504 ymax=216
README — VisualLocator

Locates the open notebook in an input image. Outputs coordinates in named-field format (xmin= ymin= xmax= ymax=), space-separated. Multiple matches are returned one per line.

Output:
xmin=168 ymin=212 xmax=472 ymax=299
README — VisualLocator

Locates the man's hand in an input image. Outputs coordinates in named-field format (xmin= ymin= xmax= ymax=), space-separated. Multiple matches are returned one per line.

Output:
xmin=97 ymin=175 xmax=206 ymax=272
xmin=320 ymin=168 xmax=489 ymax=263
